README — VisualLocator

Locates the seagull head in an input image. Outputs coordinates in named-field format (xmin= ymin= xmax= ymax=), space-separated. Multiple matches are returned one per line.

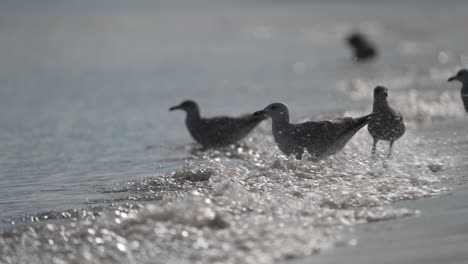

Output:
xmin=448 ymin=69 xmax=468 ymax=83
xmin=169 ymin=100 xmax=198 ymax=112
xmin=254 ymin=102 xmax=289 ymax=122
xmin=347 ymin=32 xmax=373 ymax=50
xmin=373 ymin=86 xmax=388 ymax=99
xmin=347 ymin=32 xmax=365 ymax=47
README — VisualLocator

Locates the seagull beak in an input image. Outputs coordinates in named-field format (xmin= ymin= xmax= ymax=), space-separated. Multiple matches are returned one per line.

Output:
xmin=169 ymin=105 xmax=181 ymax=111
xmin=253 ymin=110 xmax=267 ymax=117
xmin=448 ymin=76 xmax=457 ymax=82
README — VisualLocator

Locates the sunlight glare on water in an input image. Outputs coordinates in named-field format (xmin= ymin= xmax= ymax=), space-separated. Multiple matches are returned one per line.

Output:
xmin=0 ymin=123 xmax=449 ymax=263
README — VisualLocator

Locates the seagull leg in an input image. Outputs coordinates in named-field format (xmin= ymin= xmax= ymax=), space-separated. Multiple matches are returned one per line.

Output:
xmin=372 ymin=138 xmax=378 ymax=155
xmin=293 ymin=148 xmax=305 ymax=160
xmin=387 ymin=140 xmax=394 ymax=158
xmin=294 ymin=152 xmax=303 ymax=160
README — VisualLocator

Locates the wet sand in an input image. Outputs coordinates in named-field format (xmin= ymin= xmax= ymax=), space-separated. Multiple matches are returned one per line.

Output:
xmin=290 ymin=185 xmax=468 ymax=264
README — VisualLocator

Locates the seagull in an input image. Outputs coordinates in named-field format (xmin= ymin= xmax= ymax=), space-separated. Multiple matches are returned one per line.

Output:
xmin=346 ymin=32 xmax=377 ymax=61
xmin=169 ymin=100 xmax=267 ymax=148
xmin=367 ymin=86 xmax=405 ymax=157
xmin=253 ymin=103 xmax=375 ymax=160
xmin=447 ymin=69 xmax=468 ymax=113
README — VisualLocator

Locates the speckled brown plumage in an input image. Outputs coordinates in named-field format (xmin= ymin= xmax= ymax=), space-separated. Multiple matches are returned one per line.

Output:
xmin=367 ymin=86 xmax=405 ymax=157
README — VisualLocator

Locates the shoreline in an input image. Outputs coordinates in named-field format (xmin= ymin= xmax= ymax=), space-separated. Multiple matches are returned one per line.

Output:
xmin=287 ymin=184 xmax=468 ymax=264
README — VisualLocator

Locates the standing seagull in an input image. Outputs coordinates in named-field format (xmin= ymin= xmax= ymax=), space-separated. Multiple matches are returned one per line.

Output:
xmin=169 ymin=100 xmax=267 ymax=148
xmin=447 ymin=69 xmax=468 ymax=113
xmin=367 ymin=86 xmax=405 ymax=157
xmin=253 ymin=103 xmax=374 ymax=160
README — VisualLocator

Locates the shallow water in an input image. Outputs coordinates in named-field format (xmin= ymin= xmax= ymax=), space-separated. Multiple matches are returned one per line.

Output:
xmin=288 ymin=119 xmax=468 ymax=264
xmin=1 ymin=1 xmax=468 ymax=263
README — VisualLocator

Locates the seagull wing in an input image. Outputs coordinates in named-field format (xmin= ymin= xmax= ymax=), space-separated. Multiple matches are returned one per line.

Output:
xmin=292 ymin=120 xmax=351 ymax=145
xmin=200 ymin=116 xmax=238 ymax=138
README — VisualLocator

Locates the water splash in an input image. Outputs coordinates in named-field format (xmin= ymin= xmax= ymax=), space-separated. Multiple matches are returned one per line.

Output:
xmin=0 ymin=121 xmax=448 ymax=264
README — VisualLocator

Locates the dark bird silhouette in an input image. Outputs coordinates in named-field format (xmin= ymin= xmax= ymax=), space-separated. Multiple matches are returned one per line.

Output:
xmin=346 ymin=32 xmax=377 ymax=61
xmin=447 ymin=69 xmax=468 ymax=113
xmin=169 ymin=100 xmax=267 ymax=148
xmin=367 ymin=86 xmax=405 ymax=157
xmin=254 ymin=103 xmax=374 ymax=160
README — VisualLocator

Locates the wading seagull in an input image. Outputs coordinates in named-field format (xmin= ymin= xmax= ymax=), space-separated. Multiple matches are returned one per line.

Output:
xmin=253 ymin=103 xmax=375 ymax=160
xmin=447 ymin=69 xmax=468 ymax=113
xmin=367 ymin=86 xmax=405 ymax=157
xmin=169 ymin=100 xmax=267 ymax=148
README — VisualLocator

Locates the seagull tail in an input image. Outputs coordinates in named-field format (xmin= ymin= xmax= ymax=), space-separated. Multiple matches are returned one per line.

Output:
xmin=351 ymin=113 xmax=376 ymax=131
